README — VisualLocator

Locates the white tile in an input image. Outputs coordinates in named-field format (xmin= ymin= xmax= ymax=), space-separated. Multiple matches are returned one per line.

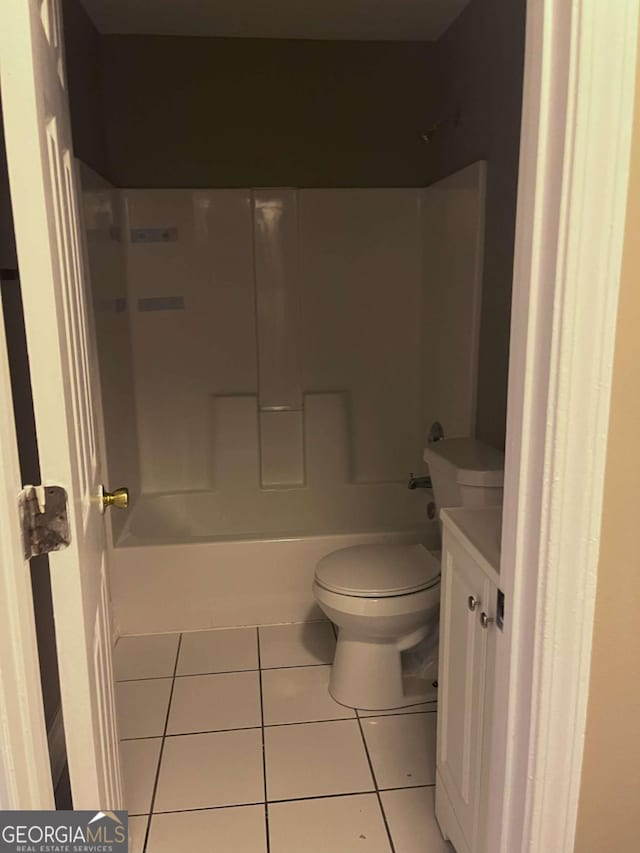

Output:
xmin=146 ymin=805 xmax=267 ymax=853
xmin=269 ymin=794 xmax=391 ymax=853
xmin=259 ymin=622 xmax=335 ymax=669
xmin=127 ymin=816 xmax=148 ymax=853
xmin=358 ymin=700 xmax=438 ymax=718
xmin=177 ymin=627 xmax=258 ymax=675
xmin=154 ymin=729 xmax=264 ymax=811
xmin=265 ymin=720 xmax=373 ymax=801
xmin=361 ymin=713 xmax=437 ymax=789
xmin=114 ymin=634 xmax=179 ymax=681
xmin=167 ymin=672 xmax=261 ymax=734
xmin=117 ymin=678 xmax=172 ymax=739
xmin=381 ymin=787 xmax=453 ymax=852
xmin=120 ymin=739 xmax=162 ymax=815
xmin=262 ymin=665 xmax=355 ymax=725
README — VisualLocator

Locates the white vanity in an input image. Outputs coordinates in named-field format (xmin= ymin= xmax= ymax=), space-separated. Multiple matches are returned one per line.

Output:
xmin=435 ymin=506 xmax=502 ymax=853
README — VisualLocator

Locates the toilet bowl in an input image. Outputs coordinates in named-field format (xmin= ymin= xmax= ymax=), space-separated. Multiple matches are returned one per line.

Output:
xmin=313 ymin=543 xmax=441 ymax=710
xmin=313 ymin=438 xmax=506 ymax=711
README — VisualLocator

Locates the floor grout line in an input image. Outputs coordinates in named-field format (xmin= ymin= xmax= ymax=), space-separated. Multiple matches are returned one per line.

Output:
xmin=355 ymin=713 xmax=397 ymax=853
xmin=129 ymin=782 xmax=438 ymax=818
xmin=116 ymin=661 xmax=336 ymax=684
xmin=256 ymin=628 xmax=271 ymax=853
xmin=120 ymin=709 xmax=438 ymax=742
xmin=141 ymin=633 xmax=182 ymax=853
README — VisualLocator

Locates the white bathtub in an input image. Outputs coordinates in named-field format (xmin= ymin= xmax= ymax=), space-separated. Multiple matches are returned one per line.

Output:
xmin=109 ymin=491 xmax=437 ymax=635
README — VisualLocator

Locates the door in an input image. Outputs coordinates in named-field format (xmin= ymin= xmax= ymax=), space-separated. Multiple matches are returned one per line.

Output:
xmin=436 ymin=530 xmax=492 ymax=853
xmin=0 ymin=0 xmax=123 ymax=808
xmin=0 ymin=286 xmax=54 ymax=808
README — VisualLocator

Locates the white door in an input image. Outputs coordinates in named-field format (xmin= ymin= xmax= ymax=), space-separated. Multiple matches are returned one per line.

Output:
xmin=0 ymin=0 xmax=123 ymax=808
xmin=0 ymin=289 xmax=54 ymax=809
xmin=436 ymin=532 xmax=492 ymax=853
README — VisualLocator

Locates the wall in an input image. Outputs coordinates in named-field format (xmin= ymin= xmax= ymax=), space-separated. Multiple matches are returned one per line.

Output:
xmin=115 ymin=176 xmax=485 ymax=519
xmin=123 ymin=188 xmax=426 ymax=496
xmin=62 ymin=0 xmax=109 ymax=178
xmin=433 ymin=0 xmax=526 ymax=448
xmin=422 ymin=161 xmax=486 ymax=439
xmin=99 ymin=36 xmax=437 ymax=188
xmin=574 ymin=28 xmax=640 ymax=850
xmin=63 ymin=0 xmax=525 ymax=452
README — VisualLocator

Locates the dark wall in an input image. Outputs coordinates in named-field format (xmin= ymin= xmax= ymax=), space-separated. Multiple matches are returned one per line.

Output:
xmin=62 ymin=0 xmax=109 ymax=178
xmin=434 ymin=0 xmax=526 ymax=448
xmin=99 ymin=36 xmax=438 ymax=188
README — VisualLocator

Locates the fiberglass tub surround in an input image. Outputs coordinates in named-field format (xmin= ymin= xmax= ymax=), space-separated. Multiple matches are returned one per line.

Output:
xmin=81 ymin=164 xmax=487 ymax=633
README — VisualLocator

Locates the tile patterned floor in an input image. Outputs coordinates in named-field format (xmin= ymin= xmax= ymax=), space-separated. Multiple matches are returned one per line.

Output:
xmin=114 ymin=622 xmax=452 ymax=853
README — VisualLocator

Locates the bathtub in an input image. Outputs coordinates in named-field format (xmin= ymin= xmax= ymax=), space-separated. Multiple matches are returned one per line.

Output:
xmin=109 ymin=490 xmax=437 ymax=635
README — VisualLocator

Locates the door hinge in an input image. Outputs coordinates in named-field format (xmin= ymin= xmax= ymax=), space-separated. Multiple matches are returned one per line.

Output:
xmin=496 ymin=588 xmax=505 ymax=631
xmin=19 ymin=485 xmax=71 ymax=560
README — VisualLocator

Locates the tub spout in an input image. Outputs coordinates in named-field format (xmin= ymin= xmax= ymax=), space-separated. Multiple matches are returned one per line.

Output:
xmin=408 ymin=474 xmax=432 ymax=490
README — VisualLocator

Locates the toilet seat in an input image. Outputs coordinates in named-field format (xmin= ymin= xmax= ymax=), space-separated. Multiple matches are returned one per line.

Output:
xmin=314 ymin=544 xmax=440 ymax=598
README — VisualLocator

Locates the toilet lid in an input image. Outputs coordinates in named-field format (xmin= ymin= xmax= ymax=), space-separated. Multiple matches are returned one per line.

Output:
xmin=314 ymin=544 xmax=440 ymax=598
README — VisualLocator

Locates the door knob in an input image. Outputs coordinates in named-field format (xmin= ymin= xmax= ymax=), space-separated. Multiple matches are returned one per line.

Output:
xmin=480 ymin=611 xmax=494 ymax=629
xmin=101 ymin=486 xmax=129 ymax=510
xmin=468 ymin=595 xmax=480 ymax=612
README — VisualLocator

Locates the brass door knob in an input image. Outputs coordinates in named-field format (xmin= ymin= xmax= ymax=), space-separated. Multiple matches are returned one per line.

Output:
xmin=102 ymin=486 xmax=129 ymax=510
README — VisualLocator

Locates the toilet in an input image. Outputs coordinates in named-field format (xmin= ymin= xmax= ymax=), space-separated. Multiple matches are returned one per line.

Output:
xmin=312 ymin=438 xmax=505 ymax=710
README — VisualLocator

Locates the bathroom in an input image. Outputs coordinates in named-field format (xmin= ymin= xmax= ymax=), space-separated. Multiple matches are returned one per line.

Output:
xmin=62 ymin=0 xmax=525 ymax=849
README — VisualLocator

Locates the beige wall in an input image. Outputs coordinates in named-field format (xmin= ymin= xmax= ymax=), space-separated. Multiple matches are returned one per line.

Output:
xmin=574 ymin=27 xmax=640 ymax=851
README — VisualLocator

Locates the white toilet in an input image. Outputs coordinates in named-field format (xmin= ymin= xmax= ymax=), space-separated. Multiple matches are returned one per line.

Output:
xmin=312 ymin=438 xmax=505 ymax=710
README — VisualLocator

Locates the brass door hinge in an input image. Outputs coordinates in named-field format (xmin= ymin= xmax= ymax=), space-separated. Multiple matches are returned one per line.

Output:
xmin=19 ymin=485 xmax=71 ymax=559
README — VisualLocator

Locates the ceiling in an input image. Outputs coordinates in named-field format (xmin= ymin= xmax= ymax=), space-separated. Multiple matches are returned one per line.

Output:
xmin=80 ymin=0 xmax=471 ymax=41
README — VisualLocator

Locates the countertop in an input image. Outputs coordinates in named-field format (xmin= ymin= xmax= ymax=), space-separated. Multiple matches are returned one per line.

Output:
xmin=440 ymin=506 xmax=502 ymax=585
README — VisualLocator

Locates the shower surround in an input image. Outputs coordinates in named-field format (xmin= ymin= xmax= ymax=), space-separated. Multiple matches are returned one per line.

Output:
xmin=81 ymin=165 xmax=486 ymax=633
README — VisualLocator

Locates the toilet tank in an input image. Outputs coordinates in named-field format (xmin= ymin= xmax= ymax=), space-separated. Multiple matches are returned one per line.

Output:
xmin=423 ymin=438 xmax=505 ymax=515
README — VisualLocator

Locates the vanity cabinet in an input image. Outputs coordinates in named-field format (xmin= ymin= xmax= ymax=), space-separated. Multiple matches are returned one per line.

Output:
xmin=435 ymin=507 xmax=501 ymax=853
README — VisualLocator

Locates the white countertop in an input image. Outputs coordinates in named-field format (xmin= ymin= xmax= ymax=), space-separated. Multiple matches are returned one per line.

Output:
xmin=440 ymin=506 xmax=502 ymax=584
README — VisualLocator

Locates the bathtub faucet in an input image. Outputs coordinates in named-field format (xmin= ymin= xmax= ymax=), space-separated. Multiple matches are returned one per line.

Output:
xmin=408 ymin=473 xmax=432 ymax=490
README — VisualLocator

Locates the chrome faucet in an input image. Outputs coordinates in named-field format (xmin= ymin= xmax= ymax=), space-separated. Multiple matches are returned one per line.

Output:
xmin=408 ymin=473 xmax=432 ymax=490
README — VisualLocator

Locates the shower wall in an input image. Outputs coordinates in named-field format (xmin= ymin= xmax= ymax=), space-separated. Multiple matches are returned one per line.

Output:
xmin=80 ymin=164 xmax=140 ymax=540
xmin=123 ymin=188 xmax=425 ymax=496
xmin=81 ymin=165 xmax=487 ymax=544
xmin=422 ymin=161 xmax=486 ymax=438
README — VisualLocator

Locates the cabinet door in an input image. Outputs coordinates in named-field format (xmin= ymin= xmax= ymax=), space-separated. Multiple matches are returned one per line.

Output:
xmin=436 ymin=533 xmax=492 ymax=852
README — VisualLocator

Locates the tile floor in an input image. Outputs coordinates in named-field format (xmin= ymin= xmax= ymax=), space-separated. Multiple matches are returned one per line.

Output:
xmin=114 ymin=621 xmax=453 ymax=853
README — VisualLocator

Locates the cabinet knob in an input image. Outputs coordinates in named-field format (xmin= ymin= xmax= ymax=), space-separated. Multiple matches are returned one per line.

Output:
xmin=480 ymin=611 xmax=494 ymax=629
xmin=468 ymin=595 xmax=480 ymax=612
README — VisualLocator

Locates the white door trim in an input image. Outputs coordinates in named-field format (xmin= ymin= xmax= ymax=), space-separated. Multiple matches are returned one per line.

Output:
xmin=489 ymin=1 xmax=639 ymax=851
xmin=0 ymin=298 xmax=54 ymax=809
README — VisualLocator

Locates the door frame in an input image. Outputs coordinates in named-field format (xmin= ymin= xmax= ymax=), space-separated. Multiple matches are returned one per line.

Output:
xmin=488 ymin=0 xmax=639 ymax=851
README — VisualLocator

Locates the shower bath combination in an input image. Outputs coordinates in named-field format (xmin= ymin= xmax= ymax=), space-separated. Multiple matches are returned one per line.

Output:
xmin=82 ymin=162 xmax=487 ymax=636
